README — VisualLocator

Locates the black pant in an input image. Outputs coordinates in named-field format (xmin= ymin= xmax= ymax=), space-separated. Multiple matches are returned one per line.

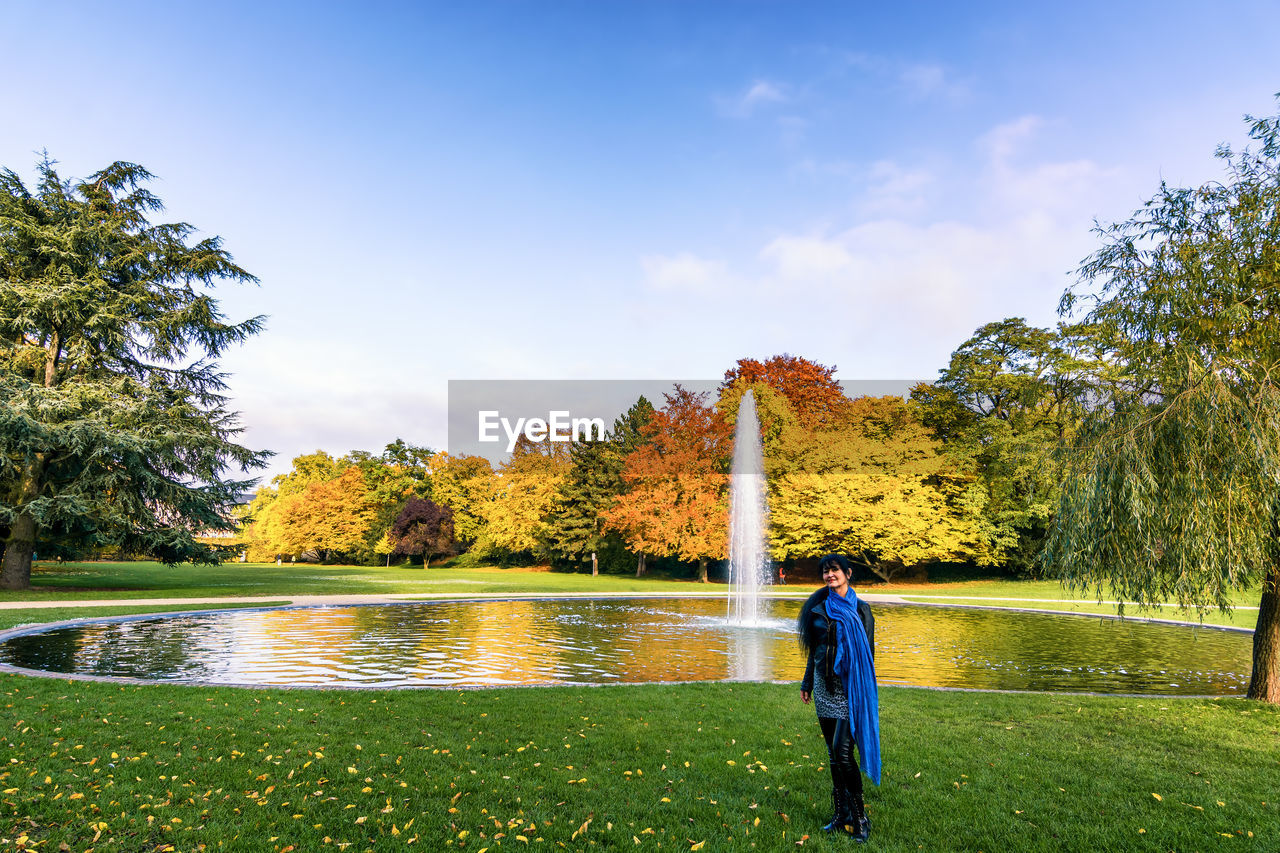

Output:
xmin=819 ymin=716 xmax=864 ymax=805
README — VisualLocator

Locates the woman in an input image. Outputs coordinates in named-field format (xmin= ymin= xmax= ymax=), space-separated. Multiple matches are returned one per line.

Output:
xmin=799 ymin=553 xmax=880 ymax=842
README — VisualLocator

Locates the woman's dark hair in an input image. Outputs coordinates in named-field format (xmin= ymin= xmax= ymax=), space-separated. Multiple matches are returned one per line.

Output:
xmin=797 ymin=587 xmax=828 ymax=652
xmin=798 ymin=554 xmax=850 ymax=651
xmin=819 ymin=553 xmax=851 ymax=577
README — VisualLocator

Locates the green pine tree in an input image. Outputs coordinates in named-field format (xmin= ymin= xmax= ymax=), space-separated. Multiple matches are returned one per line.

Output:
xmin=0 ymin=158 xmax=266 ymax=588
xmin=546 ymin=396 xmax=654 ymax=574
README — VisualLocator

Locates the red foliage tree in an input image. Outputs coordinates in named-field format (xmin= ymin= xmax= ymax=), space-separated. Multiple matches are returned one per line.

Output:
xmin=391 ymin=497 xmax=456 ymax=568
xmin=721 ymin=354 xmax=848 ymax=428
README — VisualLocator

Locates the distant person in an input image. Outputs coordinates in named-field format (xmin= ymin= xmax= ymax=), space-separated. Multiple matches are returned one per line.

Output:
xmin=798 ymin=553 xmax=879 ymax=841
xmin=777 ymin=566 xmax=787 ymax=585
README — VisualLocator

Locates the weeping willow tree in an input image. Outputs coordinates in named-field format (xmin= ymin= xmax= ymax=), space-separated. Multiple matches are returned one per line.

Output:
xmin=1044 ymin=99 xmax=1280 ymax=702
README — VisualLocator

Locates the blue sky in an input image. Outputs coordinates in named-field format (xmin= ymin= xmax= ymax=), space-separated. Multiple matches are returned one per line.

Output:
xmin=4 ymin=1 xmax=1279 ymax=479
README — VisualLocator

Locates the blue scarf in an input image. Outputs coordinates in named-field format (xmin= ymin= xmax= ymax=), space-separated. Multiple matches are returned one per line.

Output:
xmin=826 ymin=588 xmax=881 ymax=785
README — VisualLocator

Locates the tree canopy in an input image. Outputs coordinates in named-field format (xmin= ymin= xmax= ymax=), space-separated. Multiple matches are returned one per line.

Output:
xmin=239 ymin=443 xmax=433 ymax=564
xmin=1043 ymin=100 xmax=1280 ymax=701
xmin=390 ymin=496 xmax=455 ymax=567
xmin=721 ymin=354 xmax=848 ymax=428
xmin=544 ymin=396 xmax=654 ymax=574
xmin=0 ymin=158 xmax=265 ymax=588
xmin=603 ymin=386 xmax=730 ymax=581
xmin=769 ymin=395 xmax=996 ymax=580
xmin=912 ymin=318 xmax=1088 ymax=573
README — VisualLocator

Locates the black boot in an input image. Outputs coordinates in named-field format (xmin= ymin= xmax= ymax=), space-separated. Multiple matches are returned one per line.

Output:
xmin=821 ymin=763 xmax=847 ymax=832
xmin=848 ymin=785 xmax=871 ymax=843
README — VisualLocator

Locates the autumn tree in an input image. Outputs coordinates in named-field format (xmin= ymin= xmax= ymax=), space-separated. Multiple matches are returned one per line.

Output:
xmin=769 ymin=395 xmax=997 ymax=581
xmin=347 ymin=440 xmax=434 ymax=556
xmin=269 ymin=467 xmax=379 ymax=562
xmin=483 ymin=438 xmax=571 ymax=559
xmin=240 ymin=443 xmax=432 ymax=564
xmin=1044 ymin=101 xmax=1280 ymax=702
xmin=0 ymin=159 xmax=265 ymax=588
xmin=430 ymin=453 xmax=496 ymax=548
xmin=391 ymin=497 xmax=455 ymax=567
xmin=603 ymin=386 xmax=730 ymax=581
xmin=240 ymin=452 xmax=344 ymax=561
xmin=721 ymin=354 xmax=849 ymax=428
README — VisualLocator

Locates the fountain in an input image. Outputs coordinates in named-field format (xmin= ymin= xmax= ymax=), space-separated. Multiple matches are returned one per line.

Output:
xmin=727 ymin=390 xmax=770 ymax=626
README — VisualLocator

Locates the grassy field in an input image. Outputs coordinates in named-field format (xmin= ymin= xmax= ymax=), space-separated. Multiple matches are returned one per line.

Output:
xmin=1 ymin=578 xmax=1276 ymax=852
xmin=8 ymin=562 xmax=716 ymax=601
xmin=1 ymin=601 xmax=1276 ymax=853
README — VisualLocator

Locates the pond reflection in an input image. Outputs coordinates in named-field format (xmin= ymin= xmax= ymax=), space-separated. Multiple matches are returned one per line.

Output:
xmin=0 ymin=598 xmax=1252 ymax=695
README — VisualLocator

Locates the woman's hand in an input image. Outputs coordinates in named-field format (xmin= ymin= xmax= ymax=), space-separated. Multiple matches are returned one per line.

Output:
xmin=801 ymin=690 xmax=811 ymax=705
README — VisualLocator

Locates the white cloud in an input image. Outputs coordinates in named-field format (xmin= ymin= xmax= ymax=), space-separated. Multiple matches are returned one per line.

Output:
xmin=752 ymin=116 xmax=1122 ymax=345
xmin=899 ymin=63 xmax=970 ymax=102
xmin=717 ymin=79 xmax=788 ymax=117
xmin=641 ymin=252 xmax=729 ymax=292
xmin=759 ymin=235 xmax=854 ymax=280
xmin=860 ymin=160 xmax=935 ymax=216
xmin=978 ymin=115 xmax=1123 ymax=219
xmin=980 ymin=115 xmax=1045 ymax=163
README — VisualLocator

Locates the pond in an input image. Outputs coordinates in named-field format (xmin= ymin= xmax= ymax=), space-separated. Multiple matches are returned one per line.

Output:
xmin=0 ymin=598 xmax=1252 ymax=695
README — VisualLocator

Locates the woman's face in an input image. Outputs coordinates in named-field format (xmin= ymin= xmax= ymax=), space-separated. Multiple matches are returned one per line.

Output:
xmin=822 ymin=562 xmax=850 ymax=595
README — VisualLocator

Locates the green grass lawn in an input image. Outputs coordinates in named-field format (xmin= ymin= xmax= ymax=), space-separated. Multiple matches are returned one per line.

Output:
xmin=1 ymin=648 xmax=1276 ymax=851
xmin=1 ymin=603 xmax=1277 ymax=851
xmin=9 ymin=562 xmax=716 ymax=601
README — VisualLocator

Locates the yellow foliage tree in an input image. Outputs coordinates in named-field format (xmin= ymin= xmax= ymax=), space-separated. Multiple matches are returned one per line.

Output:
xmin=268 ymin=467 xmax=379 ymax=561
xmin=430 ymin=452 xmax=497 ymax=547
xmin=768 ymin=396 xmax=997 ymax=580
xmin=240 ymin=451 xmax=346 ymax=561
xmin=482 ymin=439 xmax=571 ymax=557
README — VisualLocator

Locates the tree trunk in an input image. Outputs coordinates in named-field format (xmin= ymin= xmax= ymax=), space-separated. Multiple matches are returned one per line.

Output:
xmin=591 ymin=551 xmax=598 ymax=576
xmin=698 ymin=557 xmax=708 ymax=583
xmin=636 ymin=551 xmax=646 ymax=578
xmin=0 ymin=459 xmax=44 ymax=591
xmin=0 ymin=511 xmax=37 ymax=590
xmin=1247 ymin=567 xmax=1280 ymax=702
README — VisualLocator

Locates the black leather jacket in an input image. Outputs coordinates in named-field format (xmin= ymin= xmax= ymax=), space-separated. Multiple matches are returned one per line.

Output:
xmin=800 ymin=588 xmax=875 ymax=694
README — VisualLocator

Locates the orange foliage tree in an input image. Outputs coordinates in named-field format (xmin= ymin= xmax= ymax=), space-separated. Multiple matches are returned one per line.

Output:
xmin=721 ymin=354 xmax=849 ymax=428
xmin=602 ymin=386 xmax=731 ymax=581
